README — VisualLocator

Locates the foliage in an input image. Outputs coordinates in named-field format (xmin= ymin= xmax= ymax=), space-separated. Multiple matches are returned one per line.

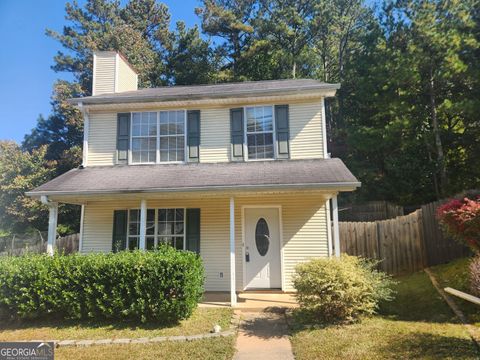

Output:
xmin=0 ymin=142 xmax=54 ymax=233
xmin=2 ymin=0 xmax=480 ymax=233
xmin=292 ymin=255 xmax=395 ymax=323
xmin=0 ymin=247 xmax=205 ymax=323
xmin=437 ymin=196 xmax=480 ymax=253
xmin=290 ymin=270 xmax=478 ymax=360
xmin=195 ymin=0 xmax=258 ymax=80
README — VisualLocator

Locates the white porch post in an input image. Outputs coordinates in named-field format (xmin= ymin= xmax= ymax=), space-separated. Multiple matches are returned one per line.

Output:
xmin=332 ymin=195 xmax=340 ymax=257
xmin=229 ymin=197 xmax=237 ymax=306
xmin=326 ymin=198 xmax=333 ymax=257
xmin=139 ymin=199 xmax=147 ymax=250
xmin=46 ymin=202 xmax=58 ymax=256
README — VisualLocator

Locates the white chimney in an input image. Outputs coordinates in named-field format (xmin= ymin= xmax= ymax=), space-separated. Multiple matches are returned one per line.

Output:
xmin=92 ymin=51 xmax=138 ymax=95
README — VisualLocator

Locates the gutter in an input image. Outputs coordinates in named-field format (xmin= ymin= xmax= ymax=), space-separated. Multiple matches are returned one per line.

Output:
xmin=26 ymin=181 xmax=361 ymax=198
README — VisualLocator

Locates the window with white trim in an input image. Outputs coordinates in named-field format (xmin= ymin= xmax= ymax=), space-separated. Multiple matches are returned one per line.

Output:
xmin=159 ymin=111 xmax=185 ymax=162
xmin=127 ymin=208 xmax=185 ymax=250
xmin=246 ymin=106 xmax=274 ymax=159
xmin=131 ymin=111 xmax=186 ymax=164
xmin=131 ymin=112 xmax=157 ymax=163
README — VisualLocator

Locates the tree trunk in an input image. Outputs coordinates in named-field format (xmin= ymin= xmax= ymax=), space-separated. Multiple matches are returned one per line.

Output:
xmin=232 ymin=33 xmax=241 ymax=80
xmin=429 ymin=69 xmax=447 ymax=195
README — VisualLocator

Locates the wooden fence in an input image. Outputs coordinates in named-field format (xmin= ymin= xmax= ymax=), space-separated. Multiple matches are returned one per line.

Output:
xmin=0 ymin=233 xmax=79 ymax=256
xmin=421 ymin=200 xmax=470 ymax=266
xmin=340 ymin=210 xmax=427 ymax=275
xmin=339 ymin=201 xmax=404 ymax=222
xmin=339 ymin=194 xmax=473 ymax=275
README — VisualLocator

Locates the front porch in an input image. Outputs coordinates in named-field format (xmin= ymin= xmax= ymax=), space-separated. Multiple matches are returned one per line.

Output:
xmin=25 ymin=159 xmax=361 ymax=307
xmin=200 ymin=291 xmax=298 ymax=310
xmin=38 ymin=190 xmax=342 ymax=307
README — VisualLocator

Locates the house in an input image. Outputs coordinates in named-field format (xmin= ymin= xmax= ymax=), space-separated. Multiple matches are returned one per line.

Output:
xmin=27 ymin=51 xmax=360 ymax=305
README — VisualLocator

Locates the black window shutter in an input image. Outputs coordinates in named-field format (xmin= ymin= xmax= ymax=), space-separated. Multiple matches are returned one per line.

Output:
xmin=187 ymin=110 xmax=200 ymax=162
xmin=275 ymin=105 xmax=290 ymax=159
xmin=112 ymin=210 xmax=128 ymax=252
xmin=117 ymin=113 xmax=130 ymax=164
xmin=230 ymin=108 xmax=244 ymax=161
xmin=186 ymin=208 xmax=201 ymax=254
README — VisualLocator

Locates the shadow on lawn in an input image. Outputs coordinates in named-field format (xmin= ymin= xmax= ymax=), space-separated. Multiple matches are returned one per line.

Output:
xmin=377 ymin=331 xmax=479 ymax=359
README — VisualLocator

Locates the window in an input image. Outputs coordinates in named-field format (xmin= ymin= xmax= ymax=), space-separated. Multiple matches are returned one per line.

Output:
xmin=159 ymin=111 xmax=185 ymax=162
xmin=131 ymin=112 xmax=157 ymax=163
xmin=127 ymin=208 xmax=185 ymax=250
xmin=157 ymin=209 xmax=185 ymax=250
xmin=255 ymin=218 xmax=270 ymax=256
xmin=246 ymin=106 xmax=274 ymax=160
xmin=128 ymin=209 xmax=155 ymax=250
xmin=131 ymin=111 xmax=186 ymax=164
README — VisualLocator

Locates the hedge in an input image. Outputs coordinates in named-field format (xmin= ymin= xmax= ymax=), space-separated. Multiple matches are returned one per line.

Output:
xmin=0 ymin=246 xmax=204 ymax=323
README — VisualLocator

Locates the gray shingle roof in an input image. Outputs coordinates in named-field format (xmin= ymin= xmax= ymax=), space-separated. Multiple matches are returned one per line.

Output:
xmin=27 ymin=158 xmax=359 ymax=197
xmin=69 ymin=79 xmax=340 ymax=105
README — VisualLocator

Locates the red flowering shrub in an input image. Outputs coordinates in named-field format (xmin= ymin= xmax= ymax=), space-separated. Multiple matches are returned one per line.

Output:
xmin=437 ymin=196 xmax=480 ymax=253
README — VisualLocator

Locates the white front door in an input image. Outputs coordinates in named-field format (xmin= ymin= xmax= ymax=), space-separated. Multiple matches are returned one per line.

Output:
xmin=244 ymin=208 xmax=281 ymax=289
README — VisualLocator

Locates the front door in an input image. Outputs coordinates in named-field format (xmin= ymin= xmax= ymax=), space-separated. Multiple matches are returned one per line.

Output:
xmin=244 ymin=208 xmax=281 ymax=289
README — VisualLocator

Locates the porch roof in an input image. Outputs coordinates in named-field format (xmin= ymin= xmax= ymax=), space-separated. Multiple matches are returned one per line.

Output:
xmin=26 ymin=158 xmax=360 ymax=197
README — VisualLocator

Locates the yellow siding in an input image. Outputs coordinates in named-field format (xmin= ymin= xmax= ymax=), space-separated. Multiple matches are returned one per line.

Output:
xmin=86 ymin=100 xmax=325 ymax=166
xmin=87 ymin=112 xmax=117 ymax=166
xmin=200 ymin=108 xmax=231 ymax=162
xmin=117 ymin=56 xmax=137 ymax=93
xmin=289 ymin=101 xmax=324 ymax=159
xmin=234 ymin=193 xmax=328 ymax=291
xmin=81 ymin=193 xmax=329 ymax=291
xmin=93 ymin=53 xmax=116 ymax=95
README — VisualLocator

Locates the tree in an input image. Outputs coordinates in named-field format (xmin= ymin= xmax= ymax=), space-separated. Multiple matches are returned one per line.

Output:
xmin=161 ymin=22 xmax=220 ymax=85
xmin=195 ymin=0 xmax=257 ymax=80
xmin=0 ymin=142 xmax=54 ymax=233
xmin=256 ymin=0 xmax=317 ymax=79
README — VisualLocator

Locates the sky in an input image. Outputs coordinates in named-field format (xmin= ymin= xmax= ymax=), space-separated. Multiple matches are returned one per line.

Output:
xmin=0 ymin=0 xmax=201 ymax=143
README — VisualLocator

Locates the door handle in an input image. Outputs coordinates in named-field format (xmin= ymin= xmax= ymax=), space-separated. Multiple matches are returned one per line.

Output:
xmin=245 ymin=250 xmax=250 ymax=262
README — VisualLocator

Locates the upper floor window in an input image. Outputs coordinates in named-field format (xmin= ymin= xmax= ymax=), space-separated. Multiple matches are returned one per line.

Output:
xmin=245 ymin=106 xmax=274 ymax=160
xmin=160 ymin=111 xmax=185 ymax=162
xmin=131 ymin=112 xmax=157 ymax=163
xmin=131 ymin=110 xmax=186 ymax=164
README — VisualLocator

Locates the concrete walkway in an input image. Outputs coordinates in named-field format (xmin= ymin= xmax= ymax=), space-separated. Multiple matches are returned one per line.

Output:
xmin=233 ymin=308 xmax=294 ymax=360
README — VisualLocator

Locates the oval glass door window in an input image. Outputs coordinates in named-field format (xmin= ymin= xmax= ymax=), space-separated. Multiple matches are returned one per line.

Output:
xmin=255 ymin=218 xmax=270 ymax=256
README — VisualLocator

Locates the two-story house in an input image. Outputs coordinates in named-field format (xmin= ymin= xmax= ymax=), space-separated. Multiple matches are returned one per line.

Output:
xmin=27 ymin=51 xmax=360 ymax=305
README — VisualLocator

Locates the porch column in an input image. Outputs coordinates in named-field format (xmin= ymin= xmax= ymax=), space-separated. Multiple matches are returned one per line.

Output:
xmin=229 ymin=197 xmax=237 ymax=306
xmin=332 ymin=195 xmax=340 ymax=257
xmin=325 ymin=198 xmax=333 ymax=257
xmin=139 ymin=199 xmax=147 ymax=250
xmin=46 ymin=202 xmax=58 ymax=256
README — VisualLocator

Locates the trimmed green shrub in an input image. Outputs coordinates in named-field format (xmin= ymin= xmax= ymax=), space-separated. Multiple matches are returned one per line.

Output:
xmin=0 ymin=246 xmax=204 ymax=323
xmin=293 ymin=255 xmax=395 ymax=323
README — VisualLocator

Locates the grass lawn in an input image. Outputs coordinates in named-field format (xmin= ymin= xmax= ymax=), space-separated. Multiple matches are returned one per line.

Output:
xmin=55 ymin=337 xmax=235 ymax=360
xmin=0 ymin=308 xmax=232 ymax=341
xmin=290 ymin=266 xmax=480 ymax=360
